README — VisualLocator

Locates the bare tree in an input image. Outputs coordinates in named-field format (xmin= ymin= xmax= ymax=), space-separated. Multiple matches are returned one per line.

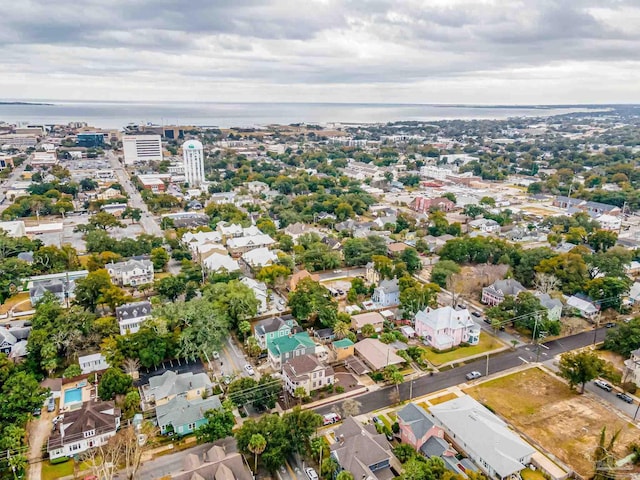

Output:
xmin=83 ymin=424 xmax=154 ymax=480
xmin=122 ymin=358 xmax=141 ymax=380
xmin=341 ymin=399 xmax=362 ymax=418
xmin=534 ymin=272 xmax=560 ymax=294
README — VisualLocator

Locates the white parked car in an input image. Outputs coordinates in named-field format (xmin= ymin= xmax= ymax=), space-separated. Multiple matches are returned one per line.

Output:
xmin=305 ymin=468 xmax=319 ymax=480
xmin=244 ymin=364 xmax=255 ymax=376
xmin=465 ymin=371 xmax=482 ymax=381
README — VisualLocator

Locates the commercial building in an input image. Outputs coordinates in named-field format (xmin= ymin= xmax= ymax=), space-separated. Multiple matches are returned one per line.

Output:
xmin=182 ymin=139 xmax=205 ymax=187
xmin=77 ymin=132 xmax=105 ymax=148
xmin=122 ymin=134 xmax=163 ymax=165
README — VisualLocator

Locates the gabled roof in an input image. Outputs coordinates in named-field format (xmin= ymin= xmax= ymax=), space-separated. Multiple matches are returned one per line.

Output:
xmin=108 ymin=258 xmax=153 ymax=273
xmin=0 ymin=328 xmax=17 ymax=346
xmin=375 ymin=278 xmax=399 ymax=295
xmin=268 ymin=332 xmax=315 ymax=357
xmin=116 ymin=301 xmax=152 ymax=321
xmin=415 ymin=306 xmax=477 ymax=331
xmin=48 ymin=401 xmax=120 ymax=451
xmin=484 ymin=279 xmax=525 ymax=297
xmin=351 ymin=311 xmax=385 ymax=329
xmin=156 ymin=395 xmax=222 ymax=429
xmin=430 ymin=395 xmax=535 ymax=479
xmin=254 ymin=317 xmax=296 ymax=336
xmin=397 ymin=403 xmax=436 ymax=440
xmin=331 ymin=417 xmax=392 ymax=480
xmin=148 ymin=371 xmax=213 ymax=402
xmin=354 ymin=338 xmax=404 ymax=370
xmin=241 ymin=247 xmax=277 ymax=267
xmin=282 ymin=354 xmax=333 ymax=381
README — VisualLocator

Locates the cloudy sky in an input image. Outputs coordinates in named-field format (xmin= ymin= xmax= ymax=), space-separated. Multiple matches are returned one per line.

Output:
xmin=1 ymin=0 xmax=639 ymax=104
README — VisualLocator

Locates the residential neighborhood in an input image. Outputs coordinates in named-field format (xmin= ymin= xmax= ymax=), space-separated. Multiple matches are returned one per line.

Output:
xmin=1 ymin=109 xmax=640 ymax=480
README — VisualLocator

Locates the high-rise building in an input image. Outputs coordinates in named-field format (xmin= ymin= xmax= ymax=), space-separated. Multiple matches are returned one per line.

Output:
xmin=182 ymin=140 xmax=205 ymax=187
xmin=122 ymin=135 xmax=163 ymax=165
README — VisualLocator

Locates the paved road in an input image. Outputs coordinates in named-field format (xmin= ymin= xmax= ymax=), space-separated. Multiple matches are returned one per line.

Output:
xmin=105 ymin=151 xmax=162 ymax=237
xmin=315 ymin=327 xmax=609 ymax=416
xmin=218 ymin=336 xmax=255 ymax=381
xmin=584 ymin=381 xmax=640 ymax=419
xmin=136 ymin=437 xmax=237 ymax=480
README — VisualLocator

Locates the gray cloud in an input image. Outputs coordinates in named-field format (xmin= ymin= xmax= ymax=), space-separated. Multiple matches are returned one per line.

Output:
xmin=0 ymin=0 xmax=639 ymax=102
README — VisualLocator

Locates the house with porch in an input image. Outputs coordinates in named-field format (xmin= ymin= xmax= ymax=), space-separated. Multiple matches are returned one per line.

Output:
xmin=254 ymin=317 xmax=299 ymax=349
xmin=481 ymin=279 xmax=526 ymax=306
xmin=414 ymin=306 xmax=480 ymax=351
xmin=107 ymin=258 xmax=154 ymax=287
xmin=282 ymin=354 xmax=334 ymax=396
xmin=157 ymin=395 xmax=222 ymax=436
xmin=372 ymin=278 xmax=400 ymax=306
xmin=267 ymin=332 xmax=317 ymax=369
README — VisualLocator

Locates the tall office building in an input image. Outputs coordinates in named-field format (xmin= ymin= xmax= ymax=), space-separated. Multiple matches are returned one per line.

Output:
xmin=122 ymin=135 xmax=163 ymax=165
xmin=182 ymin=140 xmax=205 ymax=187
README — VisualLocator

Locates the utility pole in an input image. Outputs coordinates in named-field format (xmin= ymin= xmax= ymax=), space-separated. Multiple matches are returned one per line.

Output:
xmin=485 ymin=353 xmax=489 ymax=377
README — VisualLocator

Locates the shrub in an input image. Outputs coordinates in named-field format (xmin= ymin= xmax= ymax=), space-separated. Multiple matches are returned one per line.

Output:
xmin=335 ymin=386 xmax=345 ymax=394
xmin=392 ymin=422 xmax=400 ymax=434
xmin=50 ymin=457 xmax=70 ymax=465
xmin=623 ymin=382 xmax=637 ymax=394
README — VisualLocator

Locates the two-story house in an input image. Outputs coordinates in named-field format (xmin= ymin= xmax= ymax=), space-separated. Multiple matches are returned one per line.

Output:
xmin=115 ymin=301 xmax=152 ymax=335
xmin=414 ymin=306 xmax=480 ymax=351
xmin=267 ymin=332 xmax=316 ymax=370
xmin=331 ymin=417 xmax=395 ymax=480
xmin=371 ymin=278 xmax=400 ymax=306
xmin=0 ymin=328 xmax=17 ymax=354
xmin=47 ymin=401 xmax=121 ymax=460
xmin=282 ymin=354 xmax=335 ymax=396
xmin=240 ymin=277 xmax=269 ymax=313
xmin=535 ymin=293 xmax=563 ymax=322
xmin=397 ymin=403 xmax=444 ymax=450
xmin=107 ymin=258 xmax=154 ymax=287
xmin=28 ymin=270 xmax=88 ymax=307
xmin=624 ymin=348 xmax=640 ymax=386
xmin=481 ymin=279 xmax=525 ymax=306
xmin=78 ymin=353 xmax=110 ymax=374
xmin=254 ymin=317 xmax=299 ymax=349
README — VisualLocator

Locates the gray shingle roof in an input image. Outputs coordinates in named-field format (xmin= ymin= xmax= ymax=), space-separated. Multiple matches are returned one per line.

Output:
xmin=430 ymin=395 xmax=534 ymax=479
xmin=156 ymin=395 xmax=222 ymax=430
xmin=397 ymin=403 xmax=435 ymax=440
xmin=147 ymin=371 xmax=213 ymax=402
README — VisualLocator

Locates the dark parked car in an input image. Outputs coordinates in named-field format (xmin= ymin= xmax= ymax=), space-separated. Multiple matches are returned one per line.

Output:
xmin=471 ymin=311 xmax=481 ymax=318
xmin=605 ymin=322 xmax=617 ymax=328
xmin=484 ymin=318 xmax=492 ymax=324
xmin=617 ymin=392 xmax=633 ymax=404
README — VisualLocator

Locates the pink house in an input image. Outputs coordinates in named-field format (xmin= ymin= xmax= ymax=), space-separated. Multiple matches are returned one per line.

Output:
xmin=396 ymin=403 xmax=444 ymax=450
xmin=414 ymin=306 xmax=480 ymax=351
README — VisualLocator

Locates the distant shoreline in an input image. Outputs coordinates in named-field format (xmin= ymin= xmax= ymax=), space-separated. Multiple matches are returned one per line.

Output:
xmin=0 ymin=101 xmax=53 ymax=106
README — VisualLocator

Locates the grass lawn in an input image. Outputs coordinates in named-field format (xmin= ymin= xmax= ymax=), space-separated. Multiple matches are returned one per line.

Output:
xmin=428 ymin=393 xmax=458 ymax=406
xmin=465 ymin=367 xmax=640 ymax=477
xmin=420 ymin=334 xmax=503 ymax=366
xmin=387 ymin=412 xmax=397 ymax=421
xmin=154 ymin=272 xmax=172 ymax=280
xmin=521 ymin=468 xmax=547 ymax=480
xmin=0 ymin=291 xmax=31 ymax=314
xmin=41 ymin=460 xmax=90 ymax=480
xmin=379 ymin=414 xmax=392 ymax=430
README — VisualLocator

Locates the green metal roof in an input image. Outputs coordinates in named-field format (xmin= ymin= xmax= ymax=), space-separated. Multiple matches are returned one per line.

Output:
xmin=268 ymin=332 xmax=315 ymax=356
xmin=333 ymin=338 xmax=354 ymax=348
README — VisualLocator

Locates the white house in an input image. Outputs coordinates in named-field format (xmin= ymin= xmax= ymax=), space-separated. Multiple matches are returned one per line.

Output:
xmin=240 ymin=277 xmax=269 ymax=313
xmin=241 ymin=247 xmax=278 ymax=269
xmin=372 ymin=279 xmax=400 ymax=306
xmin=596 ymin=214 xmax=622 ymax=231
xmin=282 ymin=354 xmax=335 ymax=396
xmin=624 ymin=348 xmax=640 ymax=386
xmin=481 ymin=279 xmax=525 ymax=306
xmin=107 ymin=259 xmax=154 ymax=287
xmin=48 ymin=401 xmax=121 ymax=460
xmin=227 ymin=234 xmax=275 ymax=255
xmin=79 ymin=353 xmax=110 ymax=374
xmin=566 ymin=295 xmax=599 ymax=319
xmin=202 ymin=252 xmax=240 ymax=273
xmin=430 ymin=395 xmax=535 ymax=480
xmin=468 ymin=218 xmax=501 ymax=233
xmin=414 ymin=306 xmax=480 ymax=351
xmin=115 ymin=301 xmax=152 ymax=335
xmin=628 ymin=282 xmax=640 ymax=305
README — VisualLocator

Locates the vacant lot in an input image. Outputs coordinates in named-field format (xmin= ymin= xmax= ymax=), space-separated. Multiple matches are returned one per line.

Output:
xmin=421 ymin=333 xmax=503 ymax=366
xmin=465 ymin=367 xmax=639 ymax=477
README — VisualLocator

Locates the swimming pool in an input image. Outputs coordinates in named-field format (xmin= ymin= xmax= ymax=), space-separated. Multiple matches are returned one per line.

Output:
xmin=64 ymin=387 xmax=83 ymax=405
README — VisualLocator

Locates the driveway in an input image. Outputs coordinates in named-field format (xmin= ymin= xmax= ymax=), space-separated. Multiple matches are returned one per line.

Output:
xmin=27 ymin=409 xmax=55 ymax=480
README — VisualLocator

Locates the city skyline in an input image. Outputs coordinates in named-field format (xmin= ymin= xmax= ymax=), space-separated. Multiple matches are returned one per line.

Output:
xmin=1 ymin=0 xmax=639 ymax=105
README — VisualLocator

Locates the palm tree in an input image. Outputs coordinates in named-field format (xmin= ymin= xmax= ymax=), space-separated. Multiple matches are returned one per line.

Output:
xmin=248 ymin=433 xmax=267 ymax=473
xmin=294 ymin=386 xmax=307 ymax=406
xmin=384 ymin=365 xmax=404 ymax=399
xmin=333 ymin=321 xmax=351 ymax=340
xmin=593 ymin=427 xmax=621 ymax=480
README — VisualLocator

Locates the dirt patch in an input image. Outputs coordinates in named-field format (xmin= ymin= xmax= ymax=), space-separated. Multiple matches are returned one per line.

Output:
xmin=465 ymin=367 xmax=640 ymax=477
xmin=597 ymin=350 xmax=626 ymax=375
xmin=428 ymin=392 xmax=458 ymax=406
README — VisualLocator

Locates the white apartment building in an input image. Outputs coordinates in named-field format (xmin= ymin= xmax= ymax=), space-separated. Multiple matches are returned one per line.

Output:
xmin=122 ymin=134 xmax=163 ymax=165
xmin=182 ymin=139 xmax=205 ymax=187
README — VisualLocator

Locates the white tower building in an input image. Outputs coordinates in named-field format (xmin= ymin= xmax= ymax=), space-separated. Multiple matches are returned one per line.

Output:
xmin=182 ymin=140 xmax=205 ymax=187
